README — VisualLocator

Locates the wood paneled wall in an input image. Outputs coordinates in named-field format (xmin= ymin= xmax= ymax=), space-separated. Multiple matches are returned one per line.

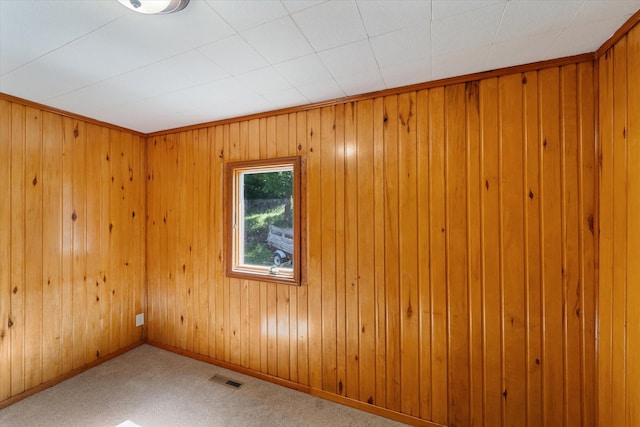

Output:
xmin=0 ymin=98 xmax=146 ymax=404
xmin=598 ymin=21 xmax=640 ymax=427
xmin=146 ymin=61 xmax=597 ymax=426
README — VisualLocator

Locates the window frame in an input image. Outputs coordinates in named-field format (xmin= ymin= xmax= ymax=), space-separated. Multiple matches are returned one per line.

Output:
xmin=224 ymin=156 xmax=302 ymax=286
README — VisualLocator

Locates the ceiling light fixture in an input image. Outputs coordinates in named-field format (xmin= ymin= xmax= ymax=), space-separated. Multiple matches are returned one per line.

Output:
xmin=117 ymin=0 xmax=189 ymax=14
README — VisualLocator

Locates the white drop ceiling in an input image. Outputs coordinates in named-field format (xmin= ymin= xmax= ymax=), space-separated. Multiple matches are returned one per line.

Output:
xmin=1 ymin=0 xmax=638 ymax=134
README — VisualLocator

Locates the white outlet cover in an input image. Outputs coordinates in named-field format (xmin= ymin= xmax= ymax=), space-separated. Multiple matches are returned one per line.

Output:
xmin=135 ymin=313 xmax=144 ymax=327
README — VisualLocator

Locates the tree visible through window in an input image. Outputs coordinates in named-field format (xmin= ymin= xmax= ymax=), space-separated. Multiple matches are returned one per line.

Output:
xmin=225 ymin=157 xmax=301 ymax=285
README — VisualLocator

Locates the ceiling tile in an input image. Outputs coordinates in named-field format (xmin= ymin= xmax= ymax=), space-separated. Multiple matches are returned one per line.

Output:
xmin=431 ymin=2 xmax=505 ymax=56
xmin=319 ymin=39 xmax=378 ymax=78
xmin=242 ymin=16 xmax=313 ymax=64
xmin=123 ymin=77 xmax=257 ymax=119
xmin=198 ymin=35 xmax=268 ymax=75
xmin=33 ymin=14 xmax=191 ymax=88
xmin=274 ymin=54 xmax=333 ymax=86
xmin=0 ymin=0 xmax=125 ymax=75
xmin=235 ymin=66 xmax=292 ymax=94
xmin=357 ymin=0 xmax=431 ymax=36
xmin=206 ymin=0 xmax=288 ymax=31
xmin=261 ymin=87 xmax=309 ymax=109
xmin=487 ymin=31 xmax=562 ymax=71
xmin=158 ymin=51 xmax=230 ymax=86
xmin=380 ymin=58 xmax=431 ymax=89
xmin=550 ymin=17 xmax=625 ymax=58
xmin=0 ymin=56 xmax=91 ymax=101
xmin=370 ymin=24 xmax=430 ymax=68
xmin=570 ymin=1 xmax=640 ymax=27
xmin=296 ymin=79 xmax=346 ymax=102
xmin=495 ymin=1 xmax=582 ymax=43
xmin=45 ymin=82 xmax=138 ymax=113
xmin=281 ymin=0 xmax=327 ymax=14
xmin=431 ymin=45 xmax=491 ymax=80
xmin=292 ymin=0 xmax=367 ymax=51
xmin=432 ymin=0 xmax=504 ymax=20
xmin=147 ymin=1 xmax=235 ymax=49
xmin=335 ymin=68 xmax=385 ymax=96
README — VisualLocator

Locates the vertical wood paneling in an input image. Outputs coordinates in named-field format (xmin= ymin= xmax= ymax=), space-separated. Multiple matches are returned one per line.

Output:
xmin=577 ymin=62 xmax=596 ymax=427
xmin=0 ymin=98 xmax=145 ymax=405
xmin=611 ymin=38 xmax=628 ymax=427
xmin=0 ymin=100 xmax=11 ymax=401
xmin=479 ymin=77 xmax=502 ymax=427
xmin=560 ymin=64 xmax=582 ymax=427
xmin=598 ymin=21 xmax=640 ymax=427
xmin=24 ymin=107 xmax=43 ymax=390
xmin=10 ymin=103 xmax=26 ymax=396
xmin=540 ymin=68 xmax=565 ymax=426
xmin=397 ymin=92 xmax=419 ymax=416
xmin=72 ymin=120 xmax=87 ymax=370
xmin=465 ymin=81 xmax=483 ymax=427
xmin=143 ymin=60 xmax=597 ymax=427
xmin=428 ymin=87 xmax=449 ymax=426
xmin=383 ymin=95 xmax=402 ymax=413
xmin=416 ymin=89 xmax=431 ymax=420
xmin=344 ymin=103 xmax=359 ymax=400
xmin=334 ymin=104 xmax=346 ymax=397
xmin=372 ymin=96 xmax=386 ymax=407
xmin=499 ymin=74 xmax=526 ymax=427
xmin=446 ymin=84 xmax=470 ymax=427
xmin=357 ymin=99 xmax=375 ymax=406
xmin=306 ymin=108 xmax=322 ymax=390
xmin=86 ymin=124 xmax=101 ymax=364
xmin=523 ymin=70 xmax=543 ymax=427
xmin=42 ymin=112 xmax=62 ymax=381
xmin=295 ymin=111 xmax=309 ymax=387
xmin=320 ymin=106 xmax=336 ymax=393
xmin=624 ymin=24 xmax=640 ymax=427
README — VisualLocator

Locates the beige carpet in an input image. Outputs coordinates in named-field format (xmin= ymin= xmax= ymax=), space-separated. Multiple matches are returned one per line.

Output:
xmin=0 ymin=345 xmax=406 ymax=426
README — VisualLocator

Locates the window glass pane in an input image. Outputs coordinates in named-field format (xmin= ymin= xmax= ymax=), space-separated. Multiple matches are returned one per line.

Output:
xmin=240 ymin=168 xmax=293 ymax=271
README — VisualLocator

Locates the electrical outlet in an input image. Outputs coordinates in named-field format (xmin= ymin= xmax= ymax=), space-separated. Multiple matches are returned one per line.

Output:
xmin=135 ymin=313 xmax=144 ymax=327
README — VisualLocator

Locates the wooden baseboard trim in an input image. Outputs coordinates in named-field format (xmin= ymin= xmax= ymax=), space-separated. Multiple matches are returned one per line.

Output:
xmin=310 ymin=388 xmax=446 ymax=427
xmin=0 ymin=341 xmax=144 ymax=410
xmin=148 ymin=340 xmax=444 ymax=427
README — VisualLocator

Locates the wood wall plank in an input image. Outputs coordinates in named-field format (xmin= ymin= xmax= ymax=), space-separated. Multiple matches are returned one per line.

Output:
xmin=24 ymin=107 xmax=43 ymax=389
xmin=499 ymin=74 xmax=526 ymax=427
xmin=10 ymin=103 xmax=26 ymax=396
xmin=479 ymin=77 xmax=502 ymax=427
xmin=0 ymin=100 xmax=11 ymax=401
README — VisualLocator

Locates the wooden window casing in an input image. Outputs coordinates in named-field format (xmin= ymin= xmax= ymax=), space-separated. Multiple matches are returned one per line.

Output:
xmin=224 ymin=156 xmax=302 ymax=285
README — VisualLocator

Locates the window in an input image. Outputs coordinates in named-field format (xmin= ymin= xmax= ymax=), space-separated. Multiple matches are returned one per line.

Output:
xmin=225 ymin=156 xmax=302 ymax=285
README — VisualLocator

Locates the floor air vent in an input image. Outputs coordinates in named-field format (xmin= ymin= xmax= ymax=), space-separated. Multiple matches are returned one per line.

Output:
xmin=209 ymin=374 xmax=243 ymax=389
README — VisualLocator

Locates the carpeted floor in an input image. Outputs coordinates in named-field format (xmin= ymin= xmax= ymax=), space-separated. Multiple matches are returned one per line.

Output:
xmin=0 ymin=345 xmax=406 ymax=426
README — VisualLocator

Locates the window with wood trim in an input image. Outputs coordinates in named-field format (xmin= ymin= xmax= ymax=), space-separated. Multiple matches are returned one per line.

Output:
xmin=225 ymin=156 xmax=302 ymax=285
